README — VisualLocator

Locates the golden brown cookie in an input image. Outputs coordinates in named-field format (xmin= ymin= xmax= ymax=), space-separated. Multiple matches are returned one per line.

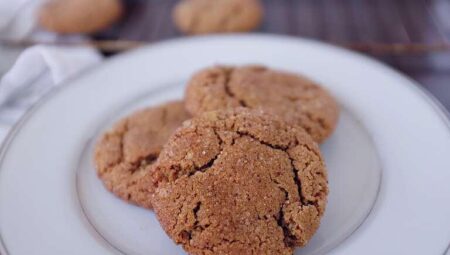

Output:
xmin=185 ymin=65 xmax=339 ymax=143
xmin=38 ymin=0 xmax=123 ymax=34
xmin=151 ymin=108 xmax=328 ymax=254
xmin=173 ymin=0 xmax=263 ymax=35
xmin=94 ymin=101 xmax=190 ymax=209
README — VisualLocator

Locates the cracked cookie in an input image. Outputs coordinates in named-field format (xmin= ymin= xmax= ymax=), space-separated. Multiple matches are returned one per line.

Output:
xmin=185 ymin=65 xmax=339 ymax=143
xmin=39 ymin=0 xmax=123 ymax=34
xmin=94 ymin=101 xmax=190 ymax=209
xmin=151 ymin=108 xmax=328 ymax=255
xmin=173 ymin=0 xmax=263 ymax=35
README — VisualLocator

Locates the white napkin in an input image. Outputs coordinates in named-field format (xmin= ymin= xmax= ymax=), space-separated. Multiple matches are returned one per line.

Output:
xmin=0 ymin=0 xmax=43 ymax=40
xmin=0 ymin=45 xmax=102 ymax=142
xmin=0 ymin=0 xmax=103 ymax=144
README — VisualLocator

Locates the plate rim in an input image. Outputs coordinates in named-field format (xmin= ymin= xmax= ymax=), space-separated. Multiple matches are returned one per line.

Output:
xmin=0 ymin=34 xmax=449 ymax=254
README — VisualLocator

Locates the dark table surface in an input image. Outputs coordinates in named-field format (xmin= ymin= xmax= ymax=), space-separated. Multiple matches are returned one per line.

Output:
xmin=95 ymin=0 xmax=450 ymax=111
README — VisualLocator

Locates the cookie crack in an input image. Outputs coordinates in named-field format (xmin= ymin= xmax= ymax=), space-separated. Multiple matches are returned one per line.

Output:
xmin=235 ymin=131 xmax=320 ymax=245
xmin=104 ymin=119 xmax=129 ymax=172
xmin=114 ymin=117 xmax=158 ymax=175
xmin=235 ymin=131 xmax=306 ymax=202
xmin=192 ymin=154 xmax=219 ymax=175
xmin=183 ymin=202 xmax=223 ymax=250
xmin=276 ymin=191 xmax=297 ymax=247
xmin=234 ymin=131 xmax=315 ymax=207
xmin=129 ymin=153 xmax=159 ymax=174
xmin=300 ymin=142 xmax=321 ymax=160
xmin=213 ymin=128 xmax=225 ymax=147
xmin=223 ymin=68 xmax=248 ymax=107
xmin=303 ymin=111 xmax=327 ymax=131
xmin=287 ymin=153 xmax=311 ymax=207
xmin=235 ymin=130 xmax=287 ymax=150
xmin=188 ymin=128 xmax=225 ymax=176
xmin=182 ymin=201 xmax=203 ymax=242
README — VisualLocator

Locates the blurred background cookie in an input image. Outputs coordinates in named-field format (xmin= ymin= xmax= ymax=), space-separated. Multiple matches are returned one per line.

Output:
xmin=173 ymin=0 xmax=263 ymax=35
xmin=38 ymin=0 xmax=123 ymax=34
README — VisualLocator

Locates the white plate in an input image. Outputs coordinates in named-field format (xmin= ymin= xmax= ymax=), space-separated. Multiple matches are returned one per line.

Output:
xmin=76 ymin=84 xmax=380 ymax=255
xmin=0 ymin=35 xmax=449 ymax=255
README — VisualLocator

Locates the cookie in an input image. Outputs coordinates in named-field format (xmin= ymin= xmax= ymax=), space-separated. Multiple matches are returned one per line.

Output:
xmin=38 ymin=0 xmax=123 ymax=34
xmin=151 ymin=108 xmax=328 ymax=254
xmin=185 ymin=65 xmax=339 ymax=143
xmin=173 ymin=0 xmax=263 ymax=35
xmin=94 ymin=101 xmax=190 ymax=209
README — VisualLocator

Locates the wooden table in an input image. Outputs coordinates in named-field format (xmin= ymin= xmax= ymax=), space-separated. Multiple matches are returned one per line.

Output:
xmin=95 ymin=0 xmax=450 ymax=111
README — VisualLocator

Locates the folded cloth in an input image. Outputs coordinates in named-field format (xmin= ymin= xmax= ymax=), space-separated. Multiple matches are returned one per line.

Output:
xmin=0 ymin=0 xmax=103 ymax=144
xmin=0 ymin=0 xmax=43 ymax=40
xmin=0 ymin=45 xmax=102 ymax=143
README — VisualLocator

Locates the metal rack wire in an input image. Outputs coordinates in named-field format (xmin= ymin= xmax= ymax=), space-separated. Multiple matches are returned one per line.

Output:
xmin=93 ymin=0 xmax=450 ymax=52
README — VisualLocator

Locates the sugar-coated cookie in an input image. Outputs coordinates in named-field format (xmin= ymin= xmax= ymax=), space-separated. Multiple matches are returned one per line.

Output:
xmin=185 ymin=65 xmax=339 ymax=143
xmin=152 ymin=108 xmax=328 ymax=254
xmin=94 ymin=101 xmax=190 ymax=209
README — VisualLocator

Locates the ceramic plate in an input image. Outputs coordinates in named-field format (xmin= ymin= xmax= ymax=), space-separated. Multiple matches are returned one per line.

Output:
xmin=0 ymin=35 xmax=449 ymax=255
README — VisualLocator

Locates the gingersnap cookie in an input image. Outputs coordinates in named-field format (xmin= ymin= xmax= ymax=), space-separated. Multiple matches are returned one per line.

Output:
xmin=173 ymin=0 xmax=263 ymax=35
xmin=94 ymin=101 xmax=190 ymax=209
xmin=151 ymin=108 xmax=328 ymax=254
xmin=185 ymin=65 xmax=339 ymax=143
xmin=39 ymin=0 xmax=123 ymax=34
